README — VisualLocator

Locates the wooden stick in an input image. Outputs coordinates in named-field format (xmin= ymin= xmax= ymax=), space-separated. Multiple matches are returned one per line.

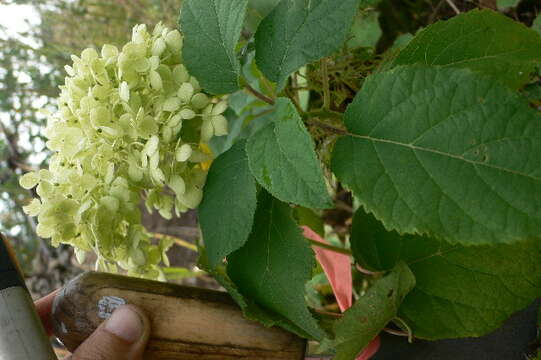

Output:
xmin=52 ymin=272 xmax=306 ymax=359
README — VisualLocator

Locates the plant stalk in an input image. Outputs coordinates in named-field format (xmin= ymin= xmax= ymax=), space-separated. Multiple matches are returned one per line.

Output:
xmin=244 ymin=83 xmax=275 ymax=105
xmin=306 ymin=238 xmax=352 ymax=255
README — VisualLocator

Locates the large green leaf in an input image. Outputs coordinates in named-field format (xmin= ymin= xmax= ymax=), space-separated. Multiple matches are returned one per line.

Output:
xmin=227 ymin=190 xmax=325 ymax=340
xmin=393 ymin=9 xmax=541 ymax=89
xmin=332 ymin=262 xmax=415 ymax=360
xmin=247 ymin=98 xmax=332 ymax=209
xmin=350 ymin=208 xmax=541 ymax=339
xmin=180 ymin=0 xmax=247 ymax=94
xmin=255 ymin=0 xmax=360 ymax=87
xmin=198 ymin=141 xmax=257 ymax=267
xmin=198 ymin=249 xmax=315 ymax=339
xmin=332 ymin=65 xmax=541 ymax=245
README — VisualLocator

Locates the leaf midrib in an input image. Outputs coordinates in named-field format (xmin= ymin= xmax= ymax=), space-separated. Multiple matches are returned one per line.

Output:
xmin=273 ymin=124 xmax=326 ymax=205
xmin=276 ymin=0 xmax=351 ymax=80
xmin=185 ymin=0 xmax=239 ymax=79
xmin=276 ymin=2 xmax=313 ymax=80
xmin=345 ymin=133 xmax=541 ymax=182
xmin=210 ymin=0 xmax=240 ymax=76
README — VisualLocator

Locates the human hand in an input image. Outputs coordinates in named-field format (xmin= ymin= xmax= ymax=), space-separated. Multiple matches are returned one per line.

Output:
xmin=35 ymin=291 xmax=151 ymax=360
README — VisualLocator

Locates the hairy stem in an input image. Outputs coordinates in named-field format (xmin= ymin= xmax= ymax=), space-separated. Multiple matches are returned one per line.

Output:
xmin=305 ymin=109 xmax=344 ymax=121
xmin=321 ymin=58 xmax=331 ymax=110
xmin=314 ymin=309 xmax=343 ymax=318
xmin=383 ymin=327 xmax=410 ymax=338
xmin=244 ymin=83 xmax=275 ymax=105
xmin=307 ymin=119 xmax=347 ymax=135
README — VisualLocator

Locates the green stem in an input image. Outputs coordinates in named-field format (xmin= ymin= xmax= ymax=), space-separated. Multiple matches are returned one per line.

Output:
xmin=306 ymin=238 xmax=352 ymax=255
xmin=243 ymin=80 xmax=275 ymax=105
xmin=314 ymin=308 xmax=343 ymax=318
xmin=393 ymin=316 xmax=414 ymax=343
xmin=305 ymin=109 xmax=344 ymax=122
xmin=321 ymin=58 xmax=331 ymax=110
xmin=307 ymin=119 xmax=347 ymax=135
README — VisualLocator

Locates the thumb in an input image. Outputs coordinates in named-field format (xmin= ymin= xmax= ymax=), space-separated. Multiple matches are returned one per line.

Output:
xmin=67 ymin=305 xmax=150 ymax=360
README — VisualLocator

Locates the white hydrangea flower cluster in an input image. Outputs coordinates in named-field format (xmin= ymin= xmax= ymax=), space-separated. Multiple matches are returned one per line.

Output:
xmin=19 ymin=23 xmax=228 ymax=279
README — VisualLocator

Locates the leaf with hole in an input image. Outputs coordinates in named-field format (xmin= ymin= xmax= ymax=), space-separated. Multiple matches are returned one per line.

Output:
xmin=332 ymin=65 xmax=541 ymax=245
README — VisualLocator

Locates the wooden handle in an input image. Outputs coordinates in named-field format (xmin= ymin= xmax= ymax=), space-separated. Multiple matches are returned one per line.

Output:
xmin=52 ymin=272 xmax=306 ymax=360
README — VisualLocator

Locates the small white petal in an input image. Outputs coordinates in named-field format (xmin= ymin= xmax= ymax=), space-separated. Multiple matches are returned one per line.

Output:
xmin=211 ymin=115 xmax=228 ymax=136
xmin=175 ymin=144 xmax=192 ymax=162
xmin=212 ymin=101 xmax=228 ymax=115
xmin=179 ymin=108 xmax=196 ymax=120
xmin=201 ymin=119 xmax=214 ymax=142
xmin=177 ymin=83 xmax=194 ymax=103
xmin=120 ymin=81 xmax=130 ymax=102
xmin=165 ymin=30 xmax=183 ymax=51
xmin=150 ymin=70 xmax=162 ymax=90
xmin=152 ymin=38 xmax=166 ymax=56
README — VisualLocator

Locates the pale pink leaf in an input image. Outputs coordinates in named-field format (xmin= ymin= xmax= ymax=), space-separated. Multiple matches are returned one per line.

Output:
xmin=302 ymin=226 xmax=380 ymax=360
xmin=356 ymin=336 xmax=381 ymax=360
xmin=302 ymin=226 xmax=352 ymax=312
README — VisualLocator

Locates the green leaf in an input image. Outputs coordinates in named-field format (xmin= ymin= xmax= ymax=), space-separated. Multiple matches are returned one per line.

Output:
xmin=393 ymin=9 xmax=541 ymax=89
xmin=359 ymin=0 xmax=382 ymax=7
xmin=227 ymin=190 xmax=325 ymax=340
xmin=294 ymin=207 xmax=325 ymax=237
xmin=248 ymin=0 xmax=280 ymax=16
xmin=332 ymin=262 xmax=415 ymax=360
xmin=198 ymin=141 xmax=257 ymax=268
xmin=180 ymin=0 xmax=247 ymax=94
xmin=255 ymin=0 xmax=360 ymax=87
xmin=389 ymin=33 xmax=414 ymax=51
xmin=247 ymin=97 xmax=332 ymax=209
xmin=347 ymin=9 xmax=382 ymax=49
xmin=332 ymin=65 xmax=541 ymax=245
xmin=197 ymin=248 xmax=314 ymax=338
xmin=496 ymin=0 xmax=520 ymax=10
xmin=533 ymin=12 xmax=541 ymax=36
xmin=350 ymin=208 xmax=541 ymax=339
xmin=245 ymin=0 xmax=281 ymax=34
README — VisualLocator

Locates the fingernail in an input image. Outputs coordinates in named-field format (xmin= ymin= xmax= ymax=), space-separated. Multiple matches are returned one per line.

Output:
xmin=105 ymin=306 xmax=144 ymax=343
